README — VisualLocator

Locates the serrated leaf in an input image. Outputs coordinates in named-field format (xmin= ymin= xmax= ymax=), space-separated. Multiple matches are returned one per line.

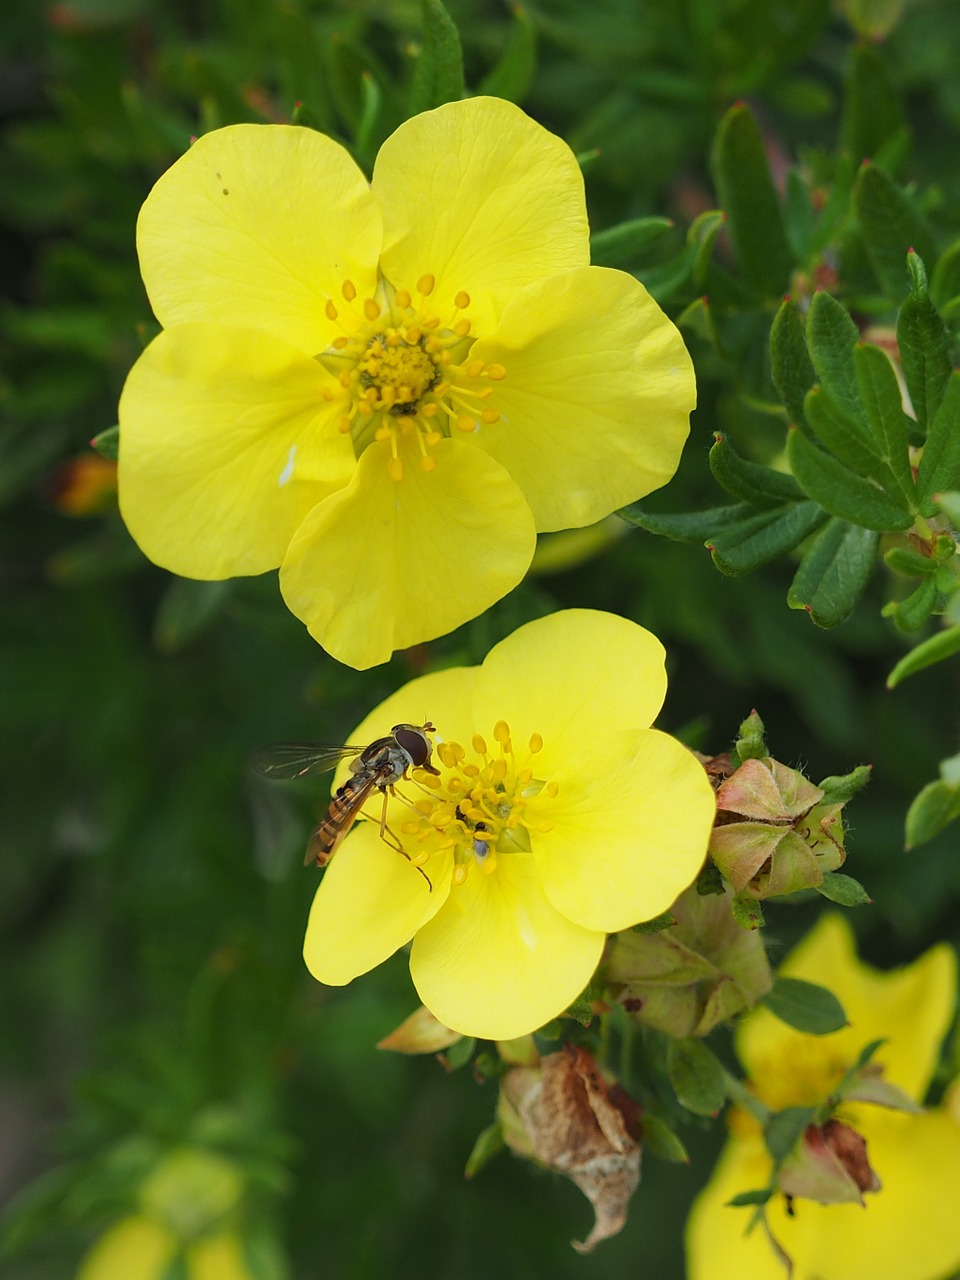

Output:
xmin=897 ymin=258 xmax=952 ymax=435
xmin=788 ymin=429 xmax=914 ymax=531
xmin=706 ymin=501 xmax=827 ymax=575
xmin=853 ymin=343 xmax=916 ymax=505
xmin=764 ymin=1106 xmax=816 ymax=1161
xmin=761 ymin=977 xmax=848 ymax=1034
xmin=641 ymin=1114 xmax=689 ymax=1164
xmin=806 ymin=291 xmax=862 ymax=420
xmin=817 ymin=871 xmax=872 ymax=906
xmin=91 ymin=425 xmax=119 ymax=460
xmin=905 ymin=777 xmax=960 ymax=849
xmin=770 ymin=297 xmax=817 ymax=428
xmin=666 ymin=1039 xmax=727 ymax=1117
xmin=408 ymin=0 xmax=465 ymax=114
xmin=887 ymin=624 xmax=960 ymax=687
xmin=854 ymin=163 xmax=936 ymax=299
xmin=619 ymin=501 xmax=752 ymax=541
xmin=917 ymin=372 xmax=960 ymax=509
xmin=709 ymin=434 xmax=805 ymax=507
xmin=710 ymin=104 xmax=793 ymax=297
xmin=477 ymin=4 xmax=536 ymax=102
xmin=788 ymin=517 xmax=879 ymax=626
xmin=590 ymin=216 xmax=673 ymax=267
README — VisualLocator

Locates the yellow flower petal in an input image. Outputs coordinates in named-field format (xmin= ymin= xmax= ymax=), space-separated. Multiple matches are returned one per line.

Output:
xmin=530 ymin=729 xmax=715 ymax=932
xmin=373 ymin=97 xmax=589 ymax=336
xmin=471 ymin=610 xmax=668 ymax=778
xmin=279 ymin=436 xmax=536 ymax=670
xmin=77 ymin=1216 xmax=176 ymax=1280
xmin=188 ymin=1232 xmax=257 ymax=1280
xmin=469 ymin=266 xmax=696 ymax=530
xmin=686 ymin=1137 xmax=789 ymax=1280
xmin=119 ymin=324 xmax=352 ymax=578
xmin=737 ymin=914 xmax=957 ymax=1102
xmin=137 ymin=124 xmax=380 ymax=353
xmin=409 ymin=851 xmax=605 ymax=1040
xmin=303 ymin=822 xmax=452 ymax=987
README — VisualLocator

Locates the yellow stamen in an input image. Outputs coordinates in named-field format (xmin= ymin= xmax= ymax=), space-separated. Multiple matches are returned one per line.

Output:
xmin=472 ymin=734 xmax=488 ymax=756
xmin=486 ymin=364 xmax=506 ymax=380
xmin=456 ymin=415 xmax=476 ymax=432
xmin=389 ymin=456 xmax=404 ymax=482
xmin=363 ymin=298 xmax=380 ymax=321
xmin=417 ymin=273 xmax=435 ymax=296
xmin=338 ymin=416 xmax=352 ymax=434
xmin=453 ymin=319 xmax=471 ymax=337
xmin=529 ymin=733 xmax=543 ymax=754
xmin=394 ymin=289 xmax=411 ymax=309
xmin=421 ymin=455 xmax=436 ymax=472
xmin=454 ymin=290 xmax=470 ymax=309
xmin=453 ymin=865 xmax=468 ymax=885
xmin=341 ymin=280 xmax=357 ymax=302
xmin=481 ymin=409 xmax=500 ymax=424
xmin=325 ymin=299 xmax=338 ymax=321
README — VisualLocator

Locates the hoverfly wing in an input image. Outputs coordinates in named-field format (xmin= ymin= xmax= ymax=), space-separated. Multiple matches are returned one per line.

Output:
xmin=303 ymin=770 xmax=383 ymax=866
xmin=250 ymin=743 xmax=364 ymax=781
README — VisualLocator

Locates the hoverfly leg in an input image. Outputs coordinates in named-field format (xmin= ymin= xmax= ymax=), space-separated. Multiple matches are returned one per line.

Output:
xmin=374 ymin=788 xmax=433 ymax=892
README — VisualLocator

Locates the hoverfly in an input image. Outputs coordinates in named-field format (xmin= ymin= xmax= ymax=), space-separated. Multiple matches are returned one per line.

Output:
xmin=252 ymin=722 xmax=439 ymax=880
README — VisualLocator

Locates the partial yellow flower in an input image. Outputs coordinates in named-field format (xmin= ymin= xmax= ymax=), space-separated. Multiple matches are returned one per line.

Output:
xmin=302 ymin=609 xmax=715 ymax=1039
xmin=118 ymin=98 xmax=695 ymax=669
xmin=686 ymin=914 xmax=960 ymax=1280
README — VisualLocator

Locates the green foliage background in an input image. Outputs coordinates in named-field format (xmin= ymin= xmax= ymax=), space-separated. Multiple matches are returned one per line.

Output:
xmin=2 ymin=0 xmax=960 ymax=1276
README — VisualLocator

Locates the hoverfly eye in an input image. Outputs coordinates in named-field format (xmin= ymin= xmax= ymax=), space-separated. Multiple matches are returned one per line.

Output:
xmin=394 ymin=726 xmax=429 ymax=765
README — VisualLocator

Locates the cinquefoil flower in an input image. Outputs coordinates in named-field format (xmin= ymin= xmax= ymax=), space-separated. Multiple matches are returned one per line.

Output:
xmin=118 ymin=98 xmax=695 ymax=669
xmin=686 ymin=914 xmax=960 ymax=1280
xmin=302 ymin=610 xmax=716 ymax=1039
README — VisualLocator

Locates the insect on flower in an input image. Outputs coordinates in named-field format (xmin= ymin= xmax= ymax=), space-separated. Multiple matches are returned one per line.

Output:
xmin=252 ymin=722 xmax=439 ymax=883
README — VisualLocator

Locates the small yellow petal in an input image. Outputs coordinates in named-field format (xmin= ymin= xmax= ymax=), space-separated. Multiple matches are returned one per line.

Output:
xmin=77 ymin=1216 xmax=176 ymax=1280
xmin=188 ymin=1233 xmax=258 ymax=1280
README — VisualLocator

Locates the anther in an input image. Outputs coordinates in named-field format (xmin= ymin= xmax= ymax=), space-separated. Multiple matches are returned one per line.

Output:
xmin=338 ymin=416 xmax=352 ymax=434
xmin=462 ymin=763 xmax=480 ymax=778
xmin=341 ymin=280 xmax=357 ymax=302
xmin=453 ymin=319 xmax=471 ymax=337
xmin=466 ymin=360 xmax=484 ymax=379
xmin=425 ymin=430 xmax=442 ymax=445
xmin=411 ymin=850 xmax=430 ymax=866
xmin=472 ymin=734 xmax=488 ymax=755
xmin=454 ymin=291 xmax=470 ymax=309
xmin=394 ymin=289 xmax=411 ymax=309
xmin=405 ymin=327 xmax=422 ymax=344
xmin=481 ymin=409 xmax=500 ymax=424
xmin=529 ymin=733 xmax=543 ymax=754
xmin=421 ymin=456 xmax=436 ymax=472
xmin=389 ymin=456 xmax=405 ymax=482
xmin=333 ymin=337 xmax=349 ymax=351
xmin=545 ymin=781 xmax=560 ymax=798
xmin=493 ymin=721 xmax=511 ymax=744
xmin=325 ymin=299 xmax=338 ymax=321
xmin=537 ymin=821 xmax=555 ymax=833
xmin=453 ymin=865 xmax=468 ymax=885
xmin=486 ymin=364 xmax=506 ymax=380
xmin=363 ymin=298 xmax=380 ymax=321
xmin=417 ymin=273 xmax=436 ymax=296
xmin=456 ymin=415 xmax=476 ymax=433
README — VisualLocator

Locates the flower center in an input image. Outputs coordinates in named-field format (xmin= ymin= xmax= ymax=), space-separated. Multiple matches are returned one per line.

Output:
xmin=318 ymin=274 xmax=505 ymax=481
xmin=398 ymin=720 xmax=557 ymax=882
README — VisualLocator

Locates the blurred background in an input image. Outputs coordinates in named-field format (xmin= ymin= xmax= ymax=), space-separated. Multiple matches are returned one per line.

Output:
xmin=3 ymin=0 xmax=960 ymax=1276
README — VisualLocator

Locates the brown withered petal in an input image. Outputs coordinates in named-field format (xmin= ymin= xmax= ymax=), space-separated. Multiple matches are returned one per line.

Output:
xmin=502 ymin=1044 xmax=642 ymax=1252
xmin=779 ymin=1120 xmax=881 ymax=1206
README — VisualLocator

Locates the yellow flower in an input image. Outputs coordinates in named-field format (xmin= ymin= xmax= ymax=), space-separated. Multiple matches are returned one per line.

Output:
xmin=686 ymin=914 xmax=960 ymax=1280
xmin=118 ymin=98 xmax=695 ymax=669
xmin=302 ymin=609 xmax=715 ymax=1039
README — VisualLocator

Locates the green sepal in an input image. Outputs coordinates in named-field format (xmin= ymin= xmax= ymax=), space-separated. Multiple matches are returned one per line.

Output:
xmin=590 ymin=216 xmax=674 ymax=268
xmin=727 ymin=1189 xmax=773 ymax=1208
xmin=732 ymin=710 xmax=768 ymax=764
xmin=477 ymin=4 xmax=536 ymax=102
xmin=770 ymin=296 xmax=817 ymax=429
xmin=854 ymin=162 xmax=936 ymax=299
xmin=464 ymin=1122 xmax=505 ymax=1179
xmin=630 ymin=912 xmax=676 ymax=934
xmin=887 ymin=624 xmax=960 ymax=687
xmin=731 ymin=891 xmax=764 ymax=930
xmin=641 ymin=1114 xmax=689 ymax=1164
xmin=760 ymin=977 xmax=848 ymax=1035
xmin=816 ymin=871 xmax=872 ymax=906
xmin=442 ymin=1034 xmax=477 ymax=1070
xmin=788 ymin=517 xmax=879 ymax=626
xmin=407 ymin=0 xmax=466 ymax=115
xmin=905 ymin=771 xmax=960 ymax=849
xmin=709 ymin=433 xmax=805 ymax=507
xmin=852 ymin=342 xmax=916 ymax=505
xmin=805 ymin=290 xmax=861 ymax=420
xmin=764 ymin=1106 xmax=816 ymax=1162
xmin=706 ymin=501 xmax=827 ymax=575
xmin=886 ymin=574 xmax=938 ymax=632
xmin=787 ymin=428 xmax=914 ymax=531
xmin=817 ymin=764 xmax=872 ymax=805
xmin=666 ymin=1039 xmax=727 ymax=1118
xmin=897 ymin=252 xmax=952 ymax=436
xmin=618 ymin=500 xmax=752 ymax=541
xmin=710 ymin=103 xmax=793 ymax=297
xmin=917 ymin=372 xmax=960 ymax=510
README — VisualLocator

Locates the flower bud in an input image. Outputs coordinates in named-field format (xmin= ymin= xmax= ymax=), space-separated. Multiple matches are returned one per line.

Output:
xmin=778 ymin=1119 xmax=881 ymax=1205
xmin=376 ymin=1005 xmax=462 ymax=1054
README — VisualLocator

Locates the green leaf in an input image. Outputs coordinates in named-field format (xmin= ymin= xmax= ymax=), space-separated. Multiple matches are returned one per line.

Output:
xmin=630 ymin=912 xmax=677 ymax=934
xmin=917 ymin=373 xmax=960 ymax=509
xmin=91 ymin=425 xmax=120 ymax=461
xmin=905 ymin=777 xmax=960 ymax=849
xmin=618 ymin=501 xmax=752 ymax=541
xmin=783 ymin=169 xmax=815 ymax=262
xmin=731 ymin=891 xmax=764 ymax=929
xmin=887 ymin=575 xmax=939 ymax=631
xmin=805 ymin=291 xmax=861 ymax=420
xmin=854 ymin=162 xmax=936 ymax=299
xmin=443 ymin=1035 xmax=477 ymax=1070
xmin=788 ymin=429 xmax=914 ymax=531
xmin=641 ymin=1114 xmax=689 ymax=1164
xmin=761 ymin=977 xmax=848 ymax=1035
xmin=464 ymin=1122 xmax=504 ymax=1179
xmin=590 ymin=216 xmax=674 ymax=267
xmin=897 ymin=254 xmax=952 ymax=436
xmin=710 ymin=104 xmax=793 ymax=296
xmin=764 ymin=1106 xmax=816 ymax=1161
xmin=706 ymin=501 xmax=827 ymax=575
xmin=839 ymin=40 xmax=904 ymax=159
xmin=788 ymin=517 xmax=879 ymax=626
xmin=803 ymin=385 xmax=885 ymax=483
xmin=770 ymin=297 xmax=817 ymax=428
xmin=931 ymin=236 xmax=960 ymax=309
xmin=884 ymin=545 xmax=939 ymax=576
xmin=688 ymin=209 xmax=727 ymax=289
xmin=817 ymin=764 xmax=872 ymax=804
xmin=477 ymin=5 xmax=536 ymax=102
xmin=709 ymin=434 xmax=805 ymax=508
xmin=853 ymin=342 xmax=916 ymax=504
xmin=408 ymin=0 xmax=465 ymax=114
xmin=727 ymin=1189 xmax=773 ymax=1208
xmin=817 ymin=871 xmax=872 ymax=906
xmin=152 ymin=579 xmax=233 ymax=654
xmin=666 ymin=1039 xmax=727 ymax=1117
xmin=887 ymin=624 xmax=960 ymax=687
